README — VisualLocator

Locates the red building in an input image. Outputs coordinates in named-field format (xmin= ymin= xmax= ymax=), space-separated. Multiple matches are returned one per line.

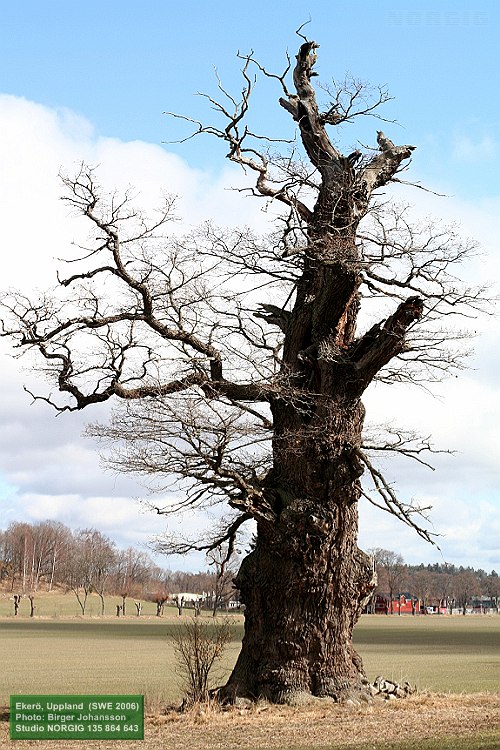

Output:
xmin=373 ymin=594 xmax=420 ymax=615
xmin=371 ymin=593 xmax=448 ymax=615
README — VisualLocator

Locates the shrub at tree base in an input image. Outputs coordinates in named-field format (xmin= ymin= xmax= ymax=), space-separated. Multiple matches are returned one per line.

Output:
xmin=173 ymin=617 xmax=232 ymax=706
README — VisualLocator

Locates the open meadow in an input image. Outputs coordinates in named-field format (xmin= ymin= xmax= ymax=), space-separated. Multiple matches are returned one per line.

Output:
xmin=0 ymin=595 xmax=499 ymax=749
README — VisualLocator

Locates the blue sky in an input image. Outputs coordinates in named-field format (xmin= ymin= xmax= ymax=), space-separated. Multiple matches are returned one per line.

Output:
xmin=1 ymin=1 xmax=499 ymax=571
xmin=2 ymin=1 xmax=499 ymax=191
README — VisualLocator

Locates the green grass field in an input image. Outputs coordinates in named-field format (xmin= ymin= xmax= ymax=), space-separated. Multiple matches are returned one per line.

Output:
xmin=0 ymin=607 xmax=499 ymax=750
xmin=0 ymin=604 xmax=498 ymax=707
xmin=0 ymin=615 xmax=242 ymax=709
xmin=355 ymin=614 xmax=500 ymax=694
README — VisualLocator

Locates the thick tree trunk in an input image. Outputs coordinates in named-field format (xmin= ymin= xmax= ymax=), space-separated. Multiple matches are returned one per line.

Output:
xmin=223 ymin=399 xmax=376 ymax=703
xmin=217 ymin=200 xmax=381 ymax=702
xmin=224 ymin=511 xmax=374 ymax=703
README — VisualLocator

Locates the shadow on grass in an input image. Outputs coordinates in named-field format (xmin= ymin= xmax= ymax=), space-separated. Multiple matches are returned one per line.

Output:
xmin=354 ymin=623 xmax=500 ymax=652
xmin=0 ymin=619 xmax=244 ymax=641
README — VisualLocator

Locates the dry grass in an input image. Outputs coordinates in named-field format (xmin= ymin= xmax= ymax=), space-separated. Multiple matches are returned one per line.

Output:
xmin=1 ymin=693 xmax=499 ymax=749
xmin=151 ymin=693 xmax=500 ymax=749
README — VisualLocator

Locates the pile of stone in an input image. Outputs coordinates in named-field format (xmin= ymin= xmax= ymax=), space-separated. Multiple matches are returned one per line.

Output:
xmin=371 ymin=676 xmax=416 ymax=700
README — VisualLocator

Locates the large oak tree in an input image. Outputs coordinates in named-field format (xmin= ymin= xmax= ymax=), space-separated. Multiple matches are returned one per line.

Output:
xmin=1 ymin=35 xmax=488 ymax=702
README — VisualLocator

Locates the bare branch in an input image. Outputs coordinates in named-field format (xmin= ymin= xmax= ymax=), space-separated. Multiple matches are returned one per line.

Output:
xmin=358 ymin=451 xmax=439 ymax=545
xmin=362 ymin=422 xmax=454 ymax=469
xmin=351 ymin=296 xmax=424 ymax=392
xmin=153 ymin=512 xmax=252 ymax=556
xmin=356 ymin=131 xmax=415 ymax=202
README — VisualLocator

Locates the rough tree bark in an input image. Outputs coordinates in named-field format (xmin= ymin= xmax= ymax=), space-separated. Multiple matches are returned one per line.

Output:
xmin=0 ymin=35 xmax=489 ymax=704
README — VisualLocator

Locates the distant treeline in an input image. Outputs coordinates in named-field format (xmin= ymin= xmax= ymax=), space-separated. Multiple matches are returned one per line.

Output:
xmin=369 ymin=547 xmax=500 ymax=614
xmin=2 ymin=523 xmax=499 ymax=616
xmin=0 ymin=520 xmax=223 ymax=615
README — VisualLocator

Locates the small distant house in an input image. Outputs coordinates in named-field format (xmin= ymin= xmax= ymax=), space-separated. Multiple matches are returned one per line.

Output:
xmin=173 ymin=592 xmax=204 ymax=603
xmin=471 ymin=597 xmax=497 ymax=614
xmin=372 ymin=593 xmax=421 ymax=615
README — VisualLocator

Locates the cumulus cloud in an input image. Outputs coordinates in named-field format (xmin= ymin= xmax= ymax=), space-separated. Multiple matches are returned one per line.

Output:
xmin=0 ymin=94 xmax=274 ymax=290
xmin=0 ymin=94 xmax=275 ymax=568
xmin=0 ymin=93 xmax=499 ymax=571
xmin=359 ymin=492 xmax=500 ymax=571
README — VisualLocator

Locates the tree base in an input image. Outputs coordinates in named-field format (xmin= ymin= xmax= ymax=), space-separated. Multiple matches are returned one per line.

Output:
xmin=215 ymin=675 xmax=415 ymax=707
xmin=216 ymin=674 xmax=375 ymax=706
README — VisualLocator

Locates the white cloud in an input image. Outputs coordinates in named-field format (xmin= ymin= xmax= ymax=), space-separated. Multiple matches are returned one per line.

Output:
xmin=5 ymin=489 xmax=217 ymax=572
xmin=358 ymin=495 xmax=500 ymax=571
xmin=0 ymin=94 xmax=273 ymax=291
xmin=361 ymin=368 xmax=500 ymax=569
xmin=0 ymin=94 xmax=275 ymax=570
